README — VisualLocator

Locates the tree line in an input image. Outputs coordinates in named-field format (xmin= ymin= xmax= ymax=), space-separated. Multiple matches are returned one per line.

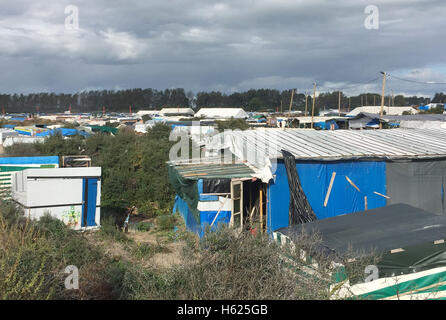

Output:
xmin=0 ymin=88 xmax=440 ymax=114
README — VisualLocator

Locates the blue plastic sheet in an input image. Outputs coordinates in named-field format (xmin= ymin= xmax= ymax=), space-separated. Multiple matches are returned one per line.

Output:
xmin=268 ymin=161 xmax=387 ymax=232
xmin=198 ymin=179 xmax=218 ymax=201
xmin=0 ymin=156 xmax=59 ymax=165
xmin=173 ymin=195 xmax=231 ymax=238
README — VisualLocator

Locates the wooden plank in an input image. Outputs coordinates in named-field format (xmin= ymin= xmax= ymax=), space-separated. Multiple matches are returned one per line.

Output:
xmin=260 ymin=187 xmax=263 ymax=233
xmin=373 ymin=191 xmax=390 ymax=199
xmin=323 ymin=172 xmax=336 ymax=207
xmin=210 ymin=196 xmax=229 ymax=227
xmin=345 ymin=176 xmax=360 ymax=192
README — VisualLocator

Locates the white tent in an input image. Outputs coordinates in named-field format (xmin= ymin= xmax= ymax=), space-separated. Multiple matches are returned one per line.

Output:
xmin=347 ymin=106 xmax=417 ymax=116
xmin=159 ymin=108 xmax=195 ymax=116
xmin=195 ymin=108 xmax=249 ymax=119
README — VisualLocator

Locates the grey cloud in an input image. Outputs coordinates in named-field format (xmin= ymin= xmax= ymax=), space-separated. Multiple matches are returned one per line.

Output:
xmin=0 ymin=0 xmax=445 ymax=97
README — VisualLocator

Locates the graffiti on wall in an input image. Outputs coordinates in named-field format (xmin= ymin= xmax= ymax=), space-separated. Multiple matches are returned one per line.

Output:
xmin=63 ymin=206 xmax=81 ymax=228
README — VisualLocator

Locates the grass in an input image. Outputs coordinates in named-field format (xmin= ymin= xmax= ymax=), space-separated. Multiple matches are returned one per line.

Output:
xmin=0 ymin=198 xmax=379 ymax=300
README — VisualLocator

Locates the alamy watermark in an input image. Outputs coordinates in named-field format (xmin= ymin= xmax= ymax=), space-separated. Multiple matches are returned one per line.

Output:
xmin=64 ymin=265 xmax=79 ymax=290
xmin=364 ymin=5 xmax=379 ymax=30
xmin=65 ymin=5 xmax=79 ymax=31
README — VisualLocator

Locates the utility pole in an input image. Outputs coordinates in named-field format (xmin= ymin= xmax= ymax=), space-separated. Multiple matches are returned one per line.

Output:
xmin=280 ymin=100 xmax=283 ymax=113
xmin=338 ymin=90 xmax=341 ymax=116
xmin=311 ymin=83 xmax=316 ymax=129
xmin=361 ymin=96 xmax=363 ymax=107
xmin=365 ymin=94 xmax=368 ymax=106
xmin=349 ymin=97 xmax=351 ymax=113
xmin=392 ymin=89 xmax=395 ymax=106
xmin=374 ymin=95 xmax=376 ymax=106
xmin=379 ymin=72 xmax=386 ymax=129
xmin=305 ymin=92 xmax=308 ymax=116
xmin=288 ymin=89 xmax=294 ymax=117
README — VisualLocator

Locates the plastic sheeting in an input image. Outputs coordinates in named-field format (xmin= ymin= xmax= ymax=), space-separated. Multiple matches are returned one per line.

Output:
xmin=202 ymin=178 xmax=231 ymax=194
xmin=267 ymin=160 xmax=387 ymax=232
xmin=282 ymin=150 xmax=317 ymax=224
xmin=173 ymin=195 xmax=231 ymax=238
xmin=168 ymin=165 xmax=199 ymax=220
xmin=387 ymin=160 xmax=446 ymax=215
xmin=277 ymin=203 xmax=446 ymax=279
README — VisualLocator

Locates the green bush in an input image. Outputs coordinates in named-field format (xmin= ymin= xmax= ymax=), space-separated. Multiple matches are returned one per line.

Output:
xmin=99 ymin=216 xmax=129 ymax=243
xmin=156 ymin=215 xmax=176 ymax=231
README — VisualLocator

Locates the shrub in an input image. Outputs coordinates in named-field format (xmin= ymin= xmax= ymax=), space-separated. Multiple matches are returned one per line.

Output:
xmin=156 ymin=215 xmax=176 ymax=231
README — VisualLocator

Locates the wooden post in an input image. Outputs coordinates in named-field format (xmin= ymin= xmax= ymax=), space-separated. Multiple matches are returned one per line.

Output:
xmin=364 ymin=196 xmax=368 ymax=211
xmin=305 ymin=93 xmax=308 ymax=116
xmin=311 ymin=83 xmax=316 ymax=129
xmin=338 ymin=90 xmax=341 ymax=116
xmin=379 ymin=72 xmax=386 ymax=129
xmin=259 ymin=187 xmax=263 ymax=234
xmin=288 ymin=89 xmax=294 ymax=117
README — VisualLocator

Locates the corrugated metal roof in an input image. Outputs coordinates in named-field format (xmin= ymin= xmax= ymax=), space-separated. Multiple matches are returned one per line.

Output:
xmin=226 ymin=128 xmax=446 ymax=161
xmin=352 ymin=112 xmax=446 ymax=122
xmin=170 ymin=161 xmax=255 ymax=180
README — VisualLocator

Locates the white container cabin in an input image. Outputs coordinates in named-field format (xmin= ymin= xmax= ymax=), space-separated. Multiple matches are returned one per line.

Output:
xmin=12 ymin=167 xmax=101 ymax=230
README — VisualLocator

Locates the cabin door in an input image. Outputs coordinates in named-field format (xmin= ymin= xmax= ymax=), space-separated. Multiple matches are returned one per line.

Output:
xmin=81 ymin=178 xmax=98 ymax=227
xmin=230 ymin=180 xmax=243 ymax=231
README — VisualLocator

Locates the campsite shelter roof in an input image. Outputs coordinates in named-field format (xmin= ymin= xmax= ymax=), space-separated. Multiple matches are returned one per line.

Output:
xmin=277 ymin=203 xmax=446 ymax=256
xmin=168 ymin=160 xmax=255 ymax=180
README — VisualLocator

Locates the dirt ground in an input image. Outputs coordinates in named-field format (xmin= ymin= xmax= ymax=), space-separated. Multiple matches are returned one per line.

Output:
xmin=87 ymin=216 xmax=195 ymax=269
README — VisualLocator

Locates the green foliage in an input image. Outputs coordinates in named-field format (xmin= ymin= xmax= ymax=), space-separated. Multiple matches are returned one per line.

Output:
xmin=99 ymin=217 xmax=130 ymax=243
xmin=0 ymin=203 xmax=112 ymax=300
xmin=156 ymin=214 xmax=177 ymax=231
xmin=141 ymin=115 xmax=152 ymax=122
xmin=134 ymin=221 xmax=152 ymax=232
xmin=215 ymin=118 xmax=249 ymax=131
xmin=420 ymin=106 xmax=445 ymax=114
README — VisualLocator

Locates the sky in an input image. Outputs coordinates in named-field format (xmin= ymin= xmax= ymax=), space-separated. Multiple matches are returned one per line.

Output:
xmin=1 ymin=0 xmax=446 ymax=97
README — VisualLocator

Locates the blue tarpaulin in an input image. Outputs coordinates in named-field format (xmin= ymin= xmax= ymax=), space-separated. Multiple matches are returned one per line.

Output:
xmin=36 ymin=128 xmax=90 ymax=137
xmin=267 ymin=161 xmax=387 ymax=232
xmin=0 ymin=156 xmax=59 ymax=165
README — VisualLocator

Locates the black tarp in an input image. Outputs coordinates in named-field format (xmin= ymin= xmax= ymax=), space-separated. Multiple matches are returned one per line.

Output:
xmin=281 ymin=149 xmax=317 ymax=225
xmin=278 ymin=203 xmax=446 ymax=276
xmin=202 ymin=178 xmax=231 ymax=194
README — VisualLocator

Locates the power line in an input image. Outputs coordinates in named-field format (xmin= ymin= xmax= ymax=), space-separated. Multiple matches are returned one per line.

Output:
xmin=316 ymin=76 xmax=382 ymax=92
xmin=387 ymin=74 xmax=446 ymax=85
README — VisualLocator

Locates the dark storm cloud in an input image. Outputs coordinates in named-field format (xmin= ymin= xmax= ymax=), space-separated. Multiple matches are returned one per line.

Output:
xmin=0 ymin=0 xmax=445 ymax=96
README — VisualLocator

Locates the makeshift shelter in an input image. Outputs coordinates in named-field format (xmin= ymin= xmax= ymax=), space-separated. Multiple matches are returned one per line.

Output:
xmin=200 ymin=128 xmax=446 ymax=233
xmin=169 ymin=160 xmax=259 ymax=237
xmin=274 ymin=203 xmax=446 ymax=300
xmin=195 ymin=108 xmax=249 ymax=119
xmin=0 ymin=156 xmax=59 ymax=198
xmin=12 ymin=167 xmax=101 ymax=230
